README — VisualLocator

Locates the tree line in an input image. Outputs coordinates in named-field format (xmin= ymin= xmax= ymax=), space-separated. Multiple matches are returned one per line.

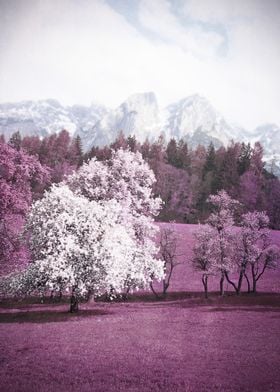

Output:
xmin=3 ymin=129 xmax=280 ymax=229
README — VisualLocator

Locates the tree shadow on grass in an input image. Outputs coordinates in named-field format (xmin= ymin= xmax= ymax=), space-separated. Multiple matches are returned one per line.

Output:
xmin=208 ymin=306 xmax=280 ymax=313
xmin=135 ymin=291 xmax=280 ymax=310
xmin=0 ymin=308 xmax=112 ymax=324
xmin=0 ymin=296 xmax=72 ymax=309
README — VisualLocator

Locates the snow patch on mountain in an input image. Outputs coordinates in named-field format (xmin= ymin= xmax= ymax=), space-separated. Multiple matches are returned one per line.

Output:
xmin=0 ymin=99 xmax=107 ymax=140
xmin=0 ymin=93 xmax=279 ymax=174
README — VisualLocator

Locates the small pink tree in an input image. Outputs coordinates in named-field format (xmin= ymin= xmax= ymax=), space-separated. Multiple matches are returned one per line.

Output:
xmin=207 ymin=190 xmax=241 ymax=295
xmin=150 ymin=224 xmax=182 ymax=298
xmin=192 ymin=225 xmax=217 ymax=298
xmin=240 ymin=212 xmax=280 ymax=293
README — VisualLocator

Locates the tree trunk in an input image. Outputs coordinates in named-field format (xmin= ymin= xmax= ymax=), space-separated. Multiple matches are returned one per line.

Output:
xmin=122 ymin=285 xmax=131 ymax=301
xmin=150 ymin=282 xmax=160 ymax=299
xmin=251 ymin=265 xmax=257 ymax=294
xmin=220 ymin=271 xmax=225 ymax=296
xmin=244 ymin=272 xmax=251 ymax=293
xmin=252 ymin=279 xmax=257 ymax=294
xmin=236 ymin=271 xmax=244 ymax=295
xmin=224 ymin=271 xmax=238 ymax=294
xmin=162 ymin=279 xmax=169 ymax=297
xmin=202 ymin=275 xmax=208 ymax=299
xmin=70 ymin=287 xmax=79 ymax=312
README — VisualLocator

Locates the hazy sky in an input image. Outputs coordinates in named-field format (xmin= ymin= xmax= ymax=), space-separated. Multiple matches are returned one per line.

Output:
xmin=0 ymin=0 xmax=280 ymax=130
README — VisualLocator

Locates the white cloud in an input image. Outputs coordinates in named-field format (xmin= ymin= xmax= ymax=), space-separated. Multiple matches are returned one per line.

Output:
xmin=0 ymin=0 xmax=279 ymax=130
xmin=138 ymin=0 xmax=224 ymax=58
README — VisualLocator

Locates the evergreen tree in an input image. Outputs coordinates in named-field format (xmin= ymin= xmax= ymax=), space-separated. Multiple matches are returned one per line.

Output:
xmin=177 ymin=139 xmax=190 ymax=171
xmin=110 ymin=130 xmax=127 ymax=150
xmin=237 ymin=143 xmax=252 ymax=175
xmin=126 ymin=135 xmax=138 ymax=152
xmin=69 ymin=135 xmax=83 ymax=166
xmin=9 ymin=131 xmax=22 ymax=151
xmin=166 ymin=138 xmax=178 ymax=167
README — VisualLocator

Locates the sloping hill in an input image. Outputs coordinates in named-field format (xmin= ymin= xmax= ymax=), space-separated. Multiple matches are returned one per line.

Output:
xmin=155 ymin=223 xmax=280 ymax=294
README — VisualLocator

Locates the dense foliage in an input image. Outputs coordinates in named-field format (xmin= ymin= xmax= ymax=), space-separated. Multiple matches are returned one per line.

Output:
xmin=2 ymin=130 xmax=279 ymax=228
xmin=0 ymin=141 xmax=49 ymax=274
xmin=85 ymin=132 xmax=280 ymax=227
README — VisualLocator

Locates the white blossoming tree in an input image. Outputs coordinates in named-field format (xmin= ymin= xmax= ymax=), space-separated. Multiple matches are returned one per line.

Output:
xmin=8 ymin=150 xmax=164 ymax=312
xmin=67 ymin=149 xmax=162 ymax=216
xmin=66 ymin=149 xmax=163 ymax=294
xmin=23 ymin=184 xmax=163 ymax=312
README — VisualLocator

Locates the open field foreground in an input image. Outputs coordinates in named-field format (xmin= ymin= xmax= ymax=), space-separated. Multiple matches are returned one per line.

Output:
xmin=1 ymin=224 xmax=280 ymax=392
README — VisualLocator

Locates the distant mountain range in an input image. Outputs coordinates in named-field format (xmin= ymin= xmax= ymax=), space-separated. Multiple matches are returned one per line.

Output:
xmin=0 ymin=93 xmax=279 ymax=173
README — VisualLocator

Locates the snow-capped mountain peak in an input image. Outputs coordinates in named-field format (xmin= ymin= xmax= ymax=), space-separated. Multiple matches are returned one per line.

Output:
xmin=121 ymin=91 xmax=158 ymax=110
xmin=0 ymin=93 xmax=279 ymax=172
xmin=163 ymin=94 xmax=238 ymax=147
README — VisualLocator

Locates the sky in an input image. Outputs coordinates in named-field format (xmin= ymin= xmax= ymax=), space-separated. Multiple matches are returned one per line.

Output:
xmin=0 ymin=0 xmax=280 ymax=130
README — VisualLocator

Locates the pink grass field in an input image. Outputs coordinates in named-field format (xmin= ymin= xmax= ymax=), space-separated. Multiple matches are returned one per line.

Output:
xmin=0 ymin=223 xmax=280 ymax=392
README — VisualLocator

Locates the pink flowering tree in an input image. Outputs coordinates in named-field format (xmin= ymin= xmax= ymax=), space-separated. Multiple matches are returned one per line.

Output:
xmin=193 ymin=193 xmax=280 ymax=296
xmin=192 ymin=224 xmax=218 ymax=298
xmin=239 ymin=212 xmax=279 ymax=293
xmin=206 ymin=190 xmax=241 ymax=295
xmin=223 ymin=211 xmax=280 ymax=294
xmin=0 ymin=142 xmax=49 ymax=275
xmin=150 ymin=224 xmax=182 ymax=298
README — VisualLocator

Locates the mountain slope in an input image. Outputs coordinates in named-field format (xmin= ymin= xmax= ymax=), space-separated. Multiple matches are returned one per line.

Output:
xmin=83 ymin=93 xmax=241 ymax=150
xmin=0 ymin=94 xmax=279 ymax=172
xmin=163 ymin=94 xmax=240 ymax=148
xmin=0 ymin=99 xmax=107 ymax=140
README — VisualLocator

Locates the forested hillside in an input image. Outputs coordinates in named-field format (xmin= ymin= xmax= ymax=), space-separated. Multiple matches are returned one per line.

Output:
xmin=2 ymin=129 xmax=280 ymax=229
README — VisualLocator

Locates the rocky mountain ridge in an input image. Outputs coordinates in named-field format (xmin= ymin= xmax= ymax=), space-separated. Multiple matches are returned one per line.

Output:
xmin=0 ymin=93 xmax=279 ymax=171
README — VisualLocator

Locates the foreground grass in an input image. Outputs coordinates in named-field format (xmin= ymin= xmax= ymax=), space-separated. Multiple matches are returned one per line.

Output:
xmin=0 ymin=292 xmax=280 ymax=392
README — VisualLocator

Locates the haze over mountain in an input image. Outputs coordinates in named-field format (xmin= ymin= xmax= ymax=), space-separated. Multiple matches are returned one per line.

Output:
xmin=0 ymin=92 xmax=279 ymax=171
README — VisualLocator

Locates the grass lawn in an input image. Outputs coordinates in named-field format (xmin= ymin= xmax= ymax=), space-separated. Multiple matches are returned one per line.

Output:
xmin=0 ymin=292 xmax=280 ymax=392
xmin=1 ymin=223 xmax=280 ymax=391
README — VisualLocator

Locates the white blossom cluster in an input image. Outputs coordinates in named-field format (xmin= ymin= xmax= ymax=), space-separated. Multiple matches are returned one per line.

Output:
xmin=18 ymin=150 xmax=164 ymax=299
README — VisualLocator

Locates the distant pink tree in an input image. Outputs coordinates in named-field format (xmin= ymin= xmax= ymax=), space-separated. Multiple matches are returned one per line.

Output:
xmin=239 ymin=212 xmax=280 ymax=293
xmin=22 ymin=135 xmax=42 ymax=156
xmin=192 ymin=191 xmax=239 ymax=296
xmin=0 ymin=142 xmax=49 ymax=274
xmin=192 ymin=224 xmax=217 ymax=298
xmin=150 ymin=224 xmax=182 ymax=298
xmin=265 ymin=179 xmax=280 ymax=229
xmin=37 ymin=130 xmax=78 ymax=184
xmin=207 ymin=190 xmax=241 ymax=295
xmin=155 ymin=163 xmax=191 ymax=221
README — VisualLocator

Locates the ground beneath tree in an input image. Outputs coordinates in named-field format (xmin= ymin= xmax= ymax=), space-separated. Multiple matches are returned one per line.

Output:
xmin=0 ymin=293 xmax=280 ymax=392
xmin=1 ymin=223 xmax=280 ymax=391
